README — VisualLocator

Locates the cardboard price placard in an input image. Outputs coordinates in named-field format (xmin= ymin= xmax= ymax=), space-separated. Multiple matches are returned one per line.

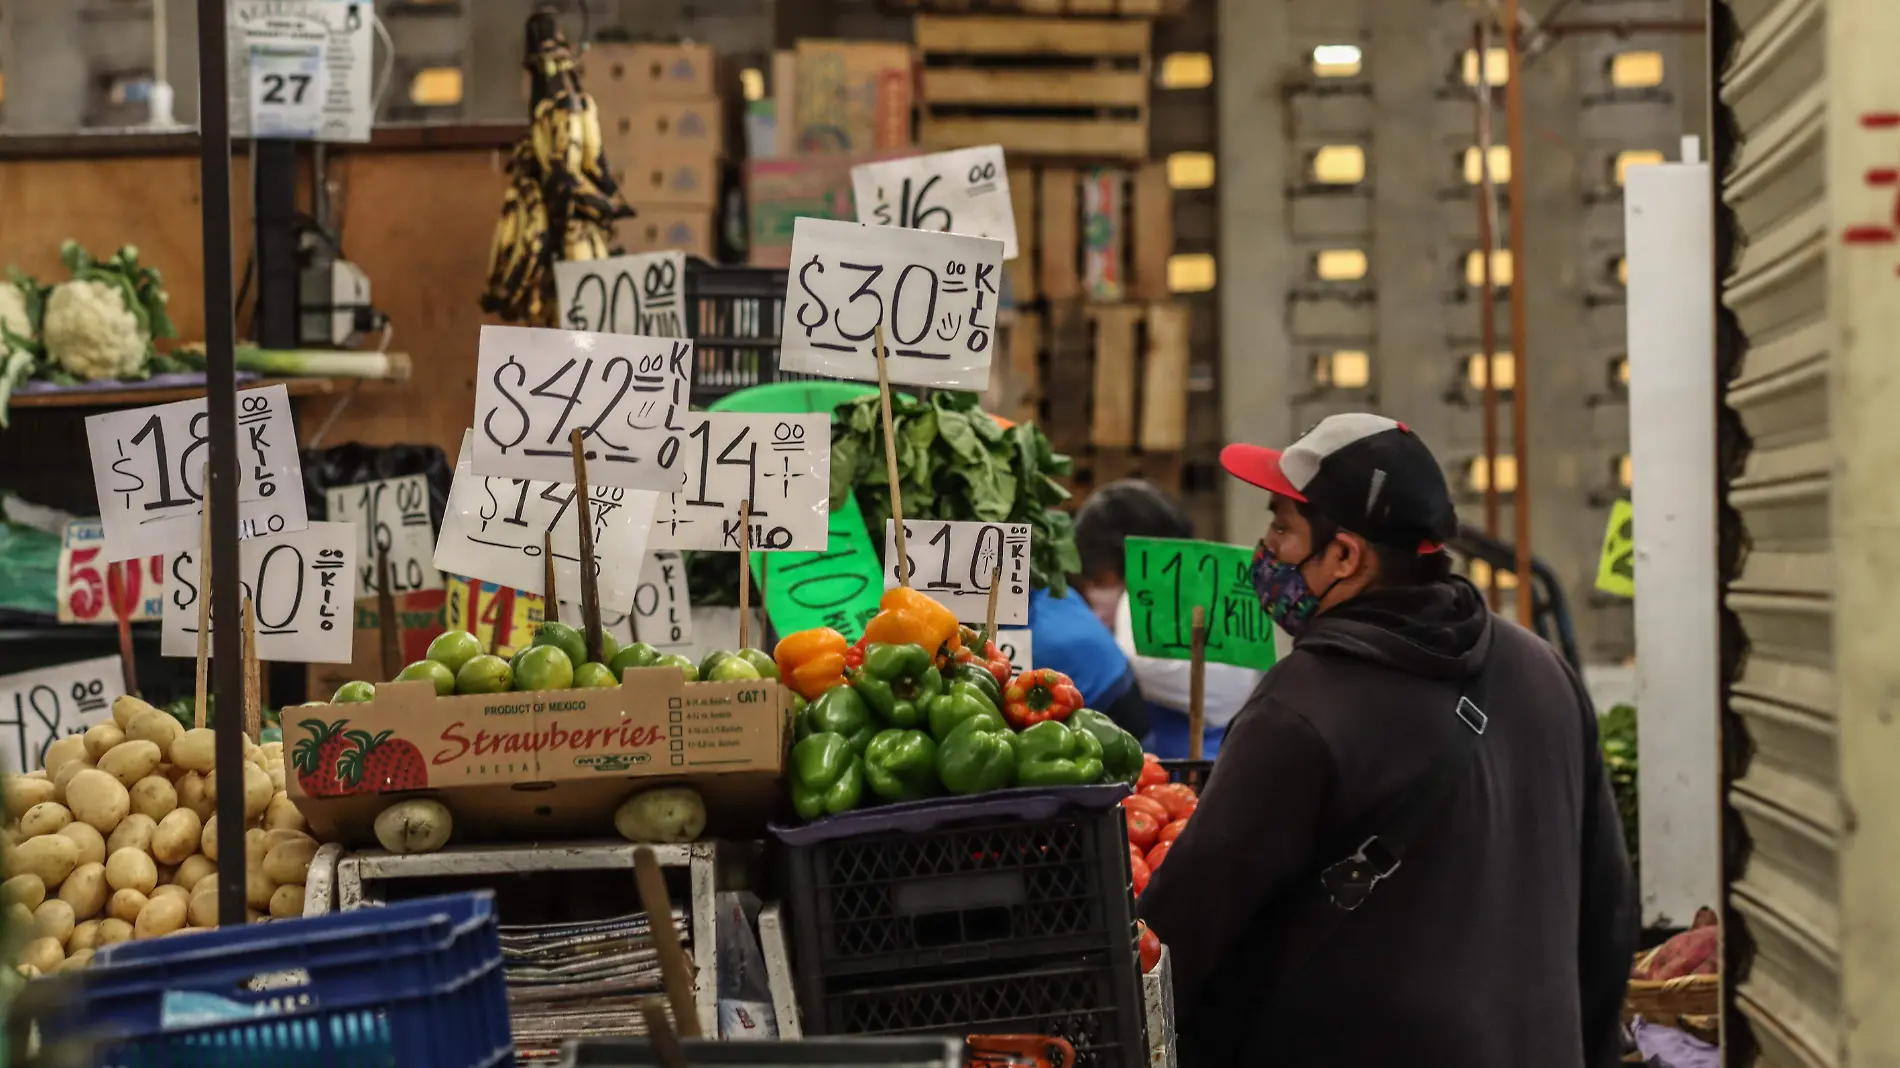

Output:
xmin=551 ymin=550 xmax=693 ymax=647
xmin=444 ymin=575 xmax=546 ymax=653
xmin=754 ymin=494 xmax=885 ymax=641
xmin=852 ymin=145 xmax=1019 ymax=259
xmin=994 ymin=627 xmax=1033 ymax=671
xmin=882 ymin=519 xmax=1030 ymax=625
xmin=554 ymin=251 xmax=686 ymax=337
xmin=777 ymin=217 xmax=1004 ymax=391
xmin=1596 ymin=499 xmax=1635 ymax=598
xmin=434 ymin=430 xmax=659 ymax=604
xmin=84 ymin=384 xmax=308 ymax=563
xmin=650 ymin=413 xmax=830 ymax=552
xmin=1124 ymin=537 xmax=1277 ymax=673
xmin=472 ymin=325 xmax=692 ymax=493
xmin=0 ymin=655 xmax=122 ymax=775
xmin=162 ymin=522 xmax=358 ymax=663
xmin=57 ymin=519 xmax=166 ymax=625
xmin=325 ymin=474 xmax=443 ymax=594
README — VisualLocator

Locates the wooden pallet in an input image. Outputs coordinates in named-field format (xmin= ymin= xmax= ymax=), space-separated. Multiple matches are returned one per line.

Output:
xmin=915 ymin=15 xmax=1152 ymax=160
xmin=890 ymin=0 xmax=1185 ymax=13
xmin=1065 ymin=447 xmax=1187 ymax=504
xmin=994 ymin=301 xmax=1190 ymax=455
xmin=1005 ymin=164 xmax=1172 ymax=305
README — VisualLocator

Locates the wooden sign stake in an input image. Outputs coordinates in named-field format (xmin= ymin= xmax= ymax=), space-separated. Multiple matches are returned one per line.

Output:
xmin=241 ymin=595 xmax=262 ymax=741
xmin=193 ymin=500 xmax=212 ymax=729
xmin=1188 ymin=604 xmax=1208 ymax=761
xmin=983 ymin=563 xmax=1002 ymax=647
xmin=376 ymin=546 xmax=400 ymax=680
xmin=569 ymin=428 xmax=604 ymax=664
xmin=738 ymin=498 xmax=753 ymax=651
xmin=107 ymin=561 xmax=140 ymax=697
xmin=542 ymin=530 xmax=559 ymax=619
xmin=633 ymin=846 xmax=703 ymax=1039
xmin=874 ymin=325 xmax=909 ymax=587
xmin=639 ymin=997 xmax=688 ymax=1068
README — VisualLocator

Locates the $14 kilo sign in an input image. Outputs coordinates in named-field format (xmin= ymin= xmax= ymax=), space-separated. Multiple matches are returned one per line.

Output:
xmin=649 ymin=413 xmax=831 ymax=553
xmin=777 ymin=217 xmax=1004 ymax=392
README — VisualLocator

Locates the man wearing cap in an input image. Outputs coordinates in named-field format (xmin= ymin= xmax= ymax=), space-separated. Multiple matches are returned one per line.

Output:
xmin=1137 ymin=414 xmax=1636 ymax=1068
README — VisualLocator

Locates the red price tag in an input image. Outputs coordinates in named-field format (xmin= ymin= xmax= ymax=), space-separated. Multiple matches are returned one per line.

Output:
xmin=57 ymin=520 xmax=165 ymax=625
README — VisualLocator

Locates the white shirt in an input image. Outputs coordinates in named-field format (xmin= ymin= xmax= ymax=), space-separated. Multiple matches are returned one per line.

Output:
xmin=1112 ymin=592 xmax=1264 ymax=729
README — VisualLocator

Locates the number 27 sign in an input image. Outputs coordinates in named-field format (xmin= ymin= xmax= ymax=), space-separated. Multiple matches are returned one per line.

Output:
xmin=57 ymin=519 xmax=165 ymax=625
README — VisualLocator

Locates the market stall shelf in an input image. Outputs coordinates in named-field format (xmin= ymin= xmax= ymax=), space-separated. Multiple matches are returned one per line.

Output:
xmin=886 ymin=0 xmax=1185 ymax=12
xmin=9 ymin=373 xmax=399 ymax=410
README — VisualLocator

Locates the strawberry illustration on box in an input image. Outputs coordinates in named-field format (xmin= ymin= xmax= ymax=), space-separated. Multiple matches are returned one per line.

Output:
xmin=338 ymin=730 xmax=430 ymax=794
xmin=292 ymin=719 xmax=358 ymax=798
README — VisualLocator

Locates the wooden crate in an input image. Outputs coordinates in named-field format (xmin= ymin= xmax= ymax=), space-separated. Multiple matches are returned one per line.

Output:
xmin=1011 ymin=301 xmax=1190 ymax=456
xmin=888 ymin=0 xmax=1186 ymax=13
xmin=1010 ymin=164 xmax=1172 ymax=305
xmin=1064 ymin=447 xmax=1187 ymax=506
xmin=915 ymin=15 xmax=1152 ymax=161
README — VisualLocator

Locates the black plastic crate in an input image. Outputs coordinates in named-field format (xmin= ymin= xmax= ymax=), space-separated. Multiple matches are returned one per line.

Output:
xmin=1159 ymin=758 xmax=1212 ymax=792
xmin=560 ymin=1037 xmax=964 ymax=1068
xmin=783 ymin=803 xmax=1136 ymax=980
xmin=685 ymin=259 xmax=829 ymax=402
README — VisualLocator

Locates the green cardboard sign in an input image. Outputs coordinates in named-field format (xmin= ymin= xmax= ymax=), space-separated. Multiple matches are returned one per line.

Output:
xmin=1124 ymin=537 xmax=1277 ymax=672
xmin=1595 ymin=499 xmax=1634 ymax=598
xmin=753 ymin=493 xmax=885 ymax=641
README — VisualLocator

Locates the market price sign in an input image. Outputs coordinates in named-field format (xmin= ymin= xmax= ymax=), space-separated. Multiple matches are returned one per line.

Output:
xmin=1595 ymin=499 xmax=1635 ymax=598
xmin=755 ymin=494 xmax=885 ymax=641
xmin=650 ymin=413 xmax=830 ymax=552
xmin=0 ymin=655 xmax=123 ymax=775
xmin=443 ymin=575 xmax=544 ymax=654
xmin=994 ymin=627 xmax=1033 ymax=671
xmin=1124 ymin=538 xmax=1277 ymax=672
xmin=161 ymin=522 xmax=358 ymax=663
xmin=247 ymin=44 xmax=326 ymax=139
xmin=553 ymin=550 xmax=693 ymax=648
xmin=326 ymin=474 xmax=442 ymax=595
xmin=228 ymin=0 xmax=375 ymax=143
xmin=57 ymin=519 xmax=166 ymax=625
xmin=852 ymin=145 xmax=1019 ymax=259
xmin=555 ymin=251 xmax=686 ymax=338
xmin=435 ymin=431 xmax=659 ymax=605
xmin=778 ymin=217 xmax=1004 ymax=392
xmin=473 ymin=325 xmax=692 ymax=493
xmin=883 ymin=520 xmax=1030 ymax=625
xmin=85 ymin=384 xmax=309 ymax=563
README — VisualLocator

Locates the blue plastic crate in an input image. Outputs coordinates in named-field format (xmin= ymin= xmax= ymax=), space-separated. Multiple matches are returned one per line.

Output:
xmin=45 ymin=891 xmax=513 ymax=1068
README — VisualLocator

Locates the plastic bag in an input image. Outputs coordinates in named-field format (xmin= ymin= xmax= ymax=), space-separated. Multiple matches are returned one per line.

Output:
xmin=714 ymin=891 xmax=777 ymax=1041
xmin=0 ymin=520 xmax=63 ymax=619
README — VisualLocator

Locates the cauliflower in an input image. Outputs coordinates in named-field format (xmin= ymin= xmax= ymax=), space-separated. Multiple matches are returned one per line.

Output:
xmin=0 ymin=280 xmax=30 ymax=346
xmin=40 ymin=242 xmax=174 ymax=383
xmin=0 ymin=271 xmax=44 ymax=429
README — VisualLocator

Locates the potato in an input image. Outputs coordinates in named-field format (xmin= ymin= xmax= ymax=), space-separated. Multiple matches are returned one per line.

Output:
xmin=96 ymin=918 xmax=133 ymax=946
xmin=3 ymin=902 xmax=32 ymax=936
xmin=134 ymin=893 xmax=188 ymax=939
xmin=245 ymin=868 xmax=275 ymax=910
xmin=261 ymin=742 xmax=284 ymax=763
xmin=241 ymin=764 xmax=273 ymax=821
xmin=128 ymin=777 xmax=177 ymax=822
xmin=263 ymin=793 xmax=306 ymax=833
xmin=97 ymin=741 xmax=162 ymax=789
xmin=245 ymin=828 xmax=271 ymax=869
xmin=150 ymin=808 xmax=202 ymax=867
xmin=82 ymin=723 xmax=126 ymax=762
xmin=60 ymin=948 xmax=93 ymax=972
xmin=263 ymin=829 xmax=314 ymax=852
xmin=105 ymin=849 xmax=158 ymax=895
xmin=66 ymin=769 xmax=130 ymax=833
xmin=111 ymin=695 xmax=158 ymax=730
xmin=11 ymin=835 xmax=80 ymax=887
xmin=150 ymin=883 xmax=189 ymax=903
xmin=3 ymin=776 xmax=57 ymax=818
xmin=373 ymin=800 xmax=453 ymax=855
xmin=125 ymin=710 xmax=183 ymax=760
xmin=262 ymin=839 xmax=319 ymax=885
xmin=68 ymin=920 xmax=101 ymax=952
xmin=187 ymin=887 xmax=219 ymax=928
xmin=173 ymin=854 xmax=215 ymax=890
xmin=267 ymin=766 xmax=286 ymax=793
xmin=1 ymin=875 xmax=46 ymax=911
xmin=192 ymin=873 xmax=220 ymax=896
xmin=18 ymin=802 xmax=70 ymax=840
xmin=176 ymin=771 xmax=212 ymax=820
xmin=200 ymin=815 xmax=220 ymax=862
xmin=58 ymin=822 xmax=106 ymax=868
xmin=52 ymin=759 xmax=92 ymax=806
xmin=58 ymin=863 xmax=106 ymax=920
xmin=106 ymin=814 xmax=156 ymax=857
xmin=42 ymin=736 xmax=89 ymax=779
xmin=21 ymin=937 xmax=63 ymax=974
xmin=33 ymin=897 xmax=74 ymax=943
xmin=108 ymin=889 xmax=149 ymax=924
xmin=170 ymin=729 xmax=216 ymax=774
xmin=268 ymin=883 xmax=305 ymax=919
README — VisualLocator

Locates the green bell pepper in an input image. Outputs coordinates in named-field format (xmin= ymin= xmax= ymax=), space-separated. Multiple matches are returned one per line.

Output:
xmin=788 ymin=733 xmax=865 ymax=821
xmin=1008 ymin=720 xmax=1106 ymax=788
xmin=948 ymin=661 xmax=1003 ymax=708
xmin=851 ymin=642 xmax=944 ymax=730
xmin=798 ymin=686 xmax=878 ymax=754
xmin=1068 ymin=708 xmax=1143 ymax=786
xmin=863 ymin=729 xmax=941 ymax=802
xmin=935 ymin=718 xmax=1018 ymax=794
xmin=926 ymin=681 xmax=1006 ymax=743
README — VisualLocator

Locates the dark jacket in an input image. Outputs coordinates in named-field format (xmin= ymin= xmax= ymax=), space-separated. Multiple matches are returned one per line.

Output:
xmin=1137 ymin=578 xmax=1636 ymax=1068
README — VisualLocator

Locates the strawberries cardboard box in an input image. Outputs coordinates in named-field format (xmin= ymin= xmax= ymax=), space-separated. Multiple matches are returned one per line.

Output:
xmin=285 ymin=668 xmax=793 ymax=846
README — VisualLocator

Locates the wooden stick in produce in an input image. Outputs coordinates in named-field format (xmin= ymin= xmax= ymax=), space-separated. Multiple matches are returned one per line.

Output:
xmin=108 ymin=561 xmax=139 ymax=697
xmin=984 ymin=563 xmax=1002 ymax=646
xmin=569 ymin=428 xmax=604 ymax=664
xmin=241 ymin=595 xmax=261 ymax=741
xmin=633 ymin=847 xmax=703 ymax=1038
xmin=1189 ymin=605 xmax=1207 ymax=761
xmin=639 ymin=996 xmax=689 ymax=1068
xmin=874 ymin=325 xmax=908 ymax=587
xmin=377 ymin=546 xmax=400 ymax=680
xmin=194 ymin=499 xmax=211 ymax=729
xmin=543 ymin=530 xmax=559 ymax=616
xmin=738 ymin=498 xmax=752 ymax=651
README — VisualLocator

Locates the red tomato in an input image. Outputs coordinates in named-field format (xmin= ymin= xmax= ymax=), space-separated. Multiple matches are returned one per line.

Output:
xmin=1141 ymin=783 xmax=1199 ymax=821
xmin=1146 ymin=841 xmax=1172 ymax=871
xmin=1125 ymin=809 xmax=1160 ymax=851
xmin=1130 ymin=843 xmax=1145 ymax=870
xmin=1156 ymin=818 xmax=1190 ymax=846
xmin=1136 ymin=755 xmax=1169 ymax=790
xmin=1130 ymin=854 xmax=1151 ymax=897
xmin=1137 ymin=921 xmax=1162 ymax=973
xmin=1121 ymin=794 xmax=1169 ymax=823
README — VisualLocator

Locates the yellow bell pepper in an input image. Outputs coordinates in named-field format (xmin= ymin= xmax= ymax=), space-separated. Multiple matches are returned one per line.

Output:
xmin=860 ymin=586 xmax=962 ymax=660
xmin=775 ymin=627 xmax=850 ymax=701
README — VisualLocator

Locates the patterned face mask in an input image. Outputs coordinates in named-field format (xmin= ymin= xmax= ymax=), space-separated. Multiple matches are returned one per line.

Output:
xmin=1251 ymin=540 xmax=1336 ymax=638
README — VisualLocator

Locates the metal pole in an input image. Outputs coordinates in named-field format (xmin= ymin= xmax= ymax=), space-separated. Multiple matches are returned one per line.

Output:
xmin=1472 ymin=21 xmax=1502 ymax=612
xmin=1503 ymin=0 xmax=1534 ymax=625
xmin=198 ymin=0 xmax=249 ymax=928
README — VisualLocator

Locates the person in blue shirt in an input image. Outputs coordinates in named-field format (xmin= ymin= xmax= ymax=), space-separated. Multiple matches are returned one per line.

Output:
xmin=1026 ymin=585 xmax=1151 ymax=740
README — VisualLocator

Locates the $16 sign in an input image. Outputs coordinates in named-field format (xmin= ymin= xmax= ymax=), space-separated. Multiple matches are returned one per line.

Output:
xmin=852 ymin=145 xmax=1019 ymax=260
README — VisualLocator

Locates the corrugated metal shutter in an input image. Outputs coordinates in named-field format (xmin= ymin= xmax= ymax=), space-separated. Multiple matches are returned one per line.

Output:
xmin=1714 ymin=0 xmax=1838 ymax=1063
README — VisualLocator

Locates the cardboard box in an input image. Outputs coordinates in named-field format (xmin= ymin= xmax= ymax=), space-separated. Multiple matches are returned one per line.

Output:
xmin=792 ymin=40 xmax=913 ymax=153
xmin=744 ymin=150 xmax=913 ymax=267
xmin=589 ymin=42 xmax=718 ymax=106
xmin=618 ymin=206 xmax=717 ymax=260
xmin=285 ymin=669 xmax=794 ymax=847
xmin=604 ymin=98 xmax=725 ymax=157
xmin=304 ymin=591 xmax=448 ymax=703
xmin=613 ymin=149 xmax=721 ymax=208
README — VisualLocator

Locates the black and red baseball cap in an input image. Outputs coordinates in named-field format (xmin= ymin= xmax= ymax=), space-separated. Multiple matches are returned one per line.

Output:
xmin=1221 ymin=413 xmax=1458 ymax=553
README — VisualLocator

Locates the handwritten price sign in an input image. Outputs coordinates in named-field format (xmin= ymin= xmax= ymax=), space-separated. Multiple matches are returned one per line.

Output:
xmin=84 ymin=384 xmax=309 ymax=563
xmin=325 ymin=474 xmax=442 ymax=594
xmin=555 ymin=251 xmax=686 ymax=338
xmin=853 ymin=145 xmax=1019 ymax=259
xmin=161 ymin=522 xmax=358 ymax=663
xmin=473 ymin=325 xmax=692 ymax=493
xmin=435 ymin=430 xmax=659 ymax=604
xmin=883 ymin=520 xmax=1031 ymax=625
xmin=994 ymin=627 xmax=1033 ymax=671
xmin=755 ymin=493 xmax=886 ymax=641
xmin=444 ymin=575 xmax=545 ymax=654
xmin=0 ymin=655 xmax=123 ymax=775
xmin=57 ymin=519 xmax=166 ymax=625
xmin=778 ymin=217 xmax=1004 ymax=391
xmin=650 ymin=413 xmax=830 ymax=552
xmin=1124 ymin=537 xmax=1277 ymax=672
xmin=552 ymin=550 xmax=693 ymax=648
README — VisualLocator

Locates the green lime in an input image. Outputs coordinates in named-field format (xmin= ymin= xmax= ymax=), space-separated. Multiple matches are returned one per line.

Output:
xmin=736 ymin=648 xmax=779 ymax=679
xmin=655 ymin=653 xmax=699 ymax=682
xmin=394 ymin=659 xmax=456 ymax=697
xmin=533 ymin=622 xmax=588 ymax=672
xmin=609 ymin=642 xmax=661 ymax=680
xmin=596 ymin=631 xmax=621 ymax=665
xmin=455 ymin=654 xmax=513 ymax=695
xmin=332 ymin=681 xmax=376 ymax=704
xmin=514 ymin=644 xmax=575 ymax=692
xmin=425 ymin=630 xmax=484 ymax=675
xmin=697 ymin=649 xmax=736 ymax=681
xmin=708 ymin=656 xmax=762 ymax=682
xmin=573 ymin=662 xmax=617 ymax=689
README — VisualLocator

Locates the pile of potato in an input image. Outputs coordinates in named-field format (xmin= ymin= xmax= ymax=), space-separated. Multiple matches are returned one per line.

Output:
xmin=1 ymin=695 xmax=320 ymax=977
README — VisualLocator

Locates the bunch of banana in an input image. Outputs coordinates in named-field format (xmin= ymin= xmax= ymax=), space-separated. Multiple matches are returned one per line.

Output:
xmin=480 ymin=13 xmax=632 ymax=325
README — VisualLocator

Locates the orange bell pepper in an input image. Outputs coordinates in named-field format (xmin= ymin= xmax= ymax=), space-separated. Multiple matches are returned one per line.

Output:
xmin=860 ymin=586 xmax=962 ymax=660
xmin=774 ymin=627 xmax=850 ymax=701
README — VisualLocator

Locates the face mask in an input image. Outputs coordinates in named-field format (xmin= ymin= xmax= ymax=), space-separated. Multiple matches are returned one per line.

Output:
xmin=1251 ymin=540 xmax=1338 ymax=638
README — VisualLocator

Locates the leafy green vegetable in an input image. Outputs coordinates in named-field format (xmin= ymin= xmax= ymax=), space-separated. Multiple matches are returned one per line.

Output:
xmin=1599 ymin=702 xmax=1638 ymax=879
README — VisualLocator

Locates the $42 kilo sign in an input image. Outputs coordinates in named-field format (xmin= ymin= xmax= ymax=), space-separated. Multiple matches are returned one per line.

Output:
xmin=57 ymin=519 xmax=166 ymax=625
xmin=325 ymin=474 xmax=442 ymax=594
xmin=852 ymin=145 xmax=1019 ymax=260
xmin=778 ymin=217 xmax=1004 ymax=392
xmin=554 ymin=251 xmax=686 ymax=338
xmin=161 ymin=522 xmax=359 ymax=663
xmin=884 ymin=520 xmax=1031 ymax=626
xmin=650 ymin=413 xmax=830 ymax=552
xmin=473 ymin=325 xmax=692 ymax=493
xmin=83 ymin=384 xmax=309 ymax=563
